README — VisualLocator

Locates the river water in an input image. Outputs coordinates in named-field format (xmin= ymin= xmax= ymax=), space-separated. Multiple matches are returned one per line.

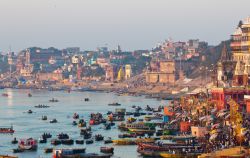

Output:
xmin=0 ymin=88 xmax=165 ymax=158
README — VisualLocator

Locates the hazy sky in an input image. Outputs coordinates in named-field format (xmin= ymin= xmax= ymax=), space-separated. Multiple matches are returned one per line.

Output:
xmin=0 ymin=0 xmax=250 ymax=52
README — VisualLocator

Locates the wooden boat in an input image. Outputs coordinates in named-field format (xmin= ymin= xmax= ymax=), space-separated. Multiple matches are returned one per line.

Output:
xmin=61 ymin=139 xmax=74 ymax=145
xmin=0 ymin=155 xmax=18 ymax=158
xmin=113 ymin=139 xmax=136 ymax=145
xmin=75 ymin=139 xmax=84 ymax=144
xmin=27 ymin=109 xmax=33 ymax=114
xmin=34 ymin=104 xmax=50 ymax=108
xmin=50 ymin=119 xmax=58 ymax=123
xmin=42 ymin=116 xmax=47 ymax=120
xmin=73 ymin=113 xmax=79 ymax=119
xmin=82 ymin=153 xmax=112 ymax=158
xmin=100 ymin=147 xmax=114 ymax=154
xmin=18 ymin=138 xmax=37 ymax=151
xmin=95 ymin=134 xmax=104 ymax=141
xmin=104 ymin=138 xmax=113 ymax=144
xmin=49 ymin=98 xmax=59 ymax=102
xmin=51 ymin=139 xmax=62 ymax=145
xmin=53 ymin=148 xmax=86 ymax=158
xmin=108 ymin=102 xmax=121 ymax=106
xmin=85 ymin=139 xmax=94 ymax=144
xmin=44 ymin=148 xmax=53 ymax=153
xmin=11 ymin=137 xmax=18 ymax=144
xmin=57 ymin=133 xmax=69 ymax=139
xmin=0 ymin=125 xmax=15 ymax=134
xmin=28 ymin=93 xmax=32 ymax=97
xmin=113 ymin=138 xmax=154 ymax=145
xmin=39 ymin=137 xmax=47 ymax=143
xmin=126 ymin=122 xmax=156 ymax=134
xmin=84 ymin=98 xmax=89 ymax=101
xmin=137 ymin=142 xmax=201 ymax=152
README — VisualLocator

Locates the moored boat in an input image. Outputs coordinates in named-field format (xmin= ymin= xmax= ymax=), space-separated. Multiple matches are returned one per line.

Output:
xmin=100 ymin=147 xmax=114 ymax=154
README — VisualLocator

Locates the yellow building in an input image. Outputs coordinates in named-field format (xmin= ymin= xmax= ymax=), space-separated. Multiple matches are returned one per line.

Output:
xmin=125 ymin=64 xmax=132 ymax=80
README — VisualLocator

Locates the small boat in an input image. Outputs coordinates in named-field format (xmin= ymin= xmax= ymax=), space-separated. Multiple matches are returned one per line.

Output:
xmin=57 ymin=133 xmax=69 ymax=139
xmin=28 ymin=93 xmax=32 ymax=97
xmin=75 ymin=139 xmax=84 ymax=144
xmin=51 ymin=139 xmax=61 ymax=145
xmin=42 ymin=116 xmax=47 ymax=120
xmin=78 ymin=119 xmax=86 ymax=127
xmin=84 ymin=133 xmax=92 ymax=139
xmin=126 ymin=122 xmax=156 ymax=134
xmin=11 ymin=137 xmax=18 ymax=144
xmin=0 ymin=155 xmax=17 ymax=158
xmin=49 ymin=98 xmax=59 ymax=102
xmin=103 ymin=123 xmax=111 ymax=130
xmin=72 ymin=121 xmax=77 ymax=126
xmin=61 ymin=139 xmax=74 ymax=145
xmin=0 ymin=125 xmax=15 ymax=134
xmin=50 ymin=119 xmax=57 ymax=123
xmin=95 ymin=134 xmax=104 ymax=141
xmin=76 ymin=153 xmax=112 ymax=158
xmin=42 ymin=133 xmax=52 ymax=139
xmin=108 ymin=102 xmax=121 ymax=106
xmin=100 ymin=147 xmax=114 ymax=154
xmin=39 ymin=137 xmax=47 ymax=143
xmin=13 ymin=148 xmax=24 ymax=153
xmin=85 ymin=139 xmax=94 ymax=144
xmin=44 ymin=148 xmax=53 ymax=153
xmin=53 ymin=148 xmax=86 ymax=157
xmin=73 ymin=113 xmax=79 ymax=119
xmin=84 ymin=98 xmax=89 ymax=101
xmin=18 ymin=138 xmax=37 ymax=151
xmin=34 ymin=104 xmax=50 ymax=108
xmin=104 ymin=137 xmax=113 ymax=144
xmin=27 ymin=109 xmax=33 ymax=114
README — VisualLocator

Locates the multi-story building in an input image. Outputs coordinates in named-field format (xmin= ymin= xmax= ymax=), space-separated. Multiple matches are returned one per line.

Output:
xmin=146 ymin=60 xmax=176 ymax=84
xmin=231 ymin=17 xmax=250 ymax=86
xmin=125 ymin=64 xmax=132 ymax=80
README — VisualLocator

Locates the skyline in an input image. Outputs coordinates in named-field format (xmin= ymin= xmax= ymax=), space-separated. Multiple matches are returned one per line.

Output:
xmin=0 ymin=0 xmax=250 ymax=52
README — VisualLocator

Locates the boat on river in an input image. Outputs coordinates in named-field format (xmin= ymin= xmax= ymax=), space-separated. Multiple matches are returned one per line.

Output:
xmin=126 ymin=122 xmax=156 ymax=134
xmin=113 ymin=138 xmax=155 ymax=145
xmin=0 ymin=125 xmax=14 ymax=134
xmin=108 ymin=102 xmax=121 ymax=106
xmin=53 ymin=148 xmax=86 ymax=158
xmin=18 ymin=138 xmax=37 ymax=151
xmin=49 ymin=98 xmax=59 ymax=102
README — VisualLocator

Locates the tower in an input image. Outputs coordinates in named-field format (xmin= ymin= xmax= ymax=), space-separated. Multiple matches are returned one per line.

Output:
xmin=125 ymin=64 xmax=132 ymax=80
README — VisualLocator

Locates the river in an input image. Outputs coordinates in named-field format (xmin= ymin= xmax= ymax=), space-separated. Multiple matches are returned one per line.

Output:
xmin=0 ymin=88 xmax=166 ymax=158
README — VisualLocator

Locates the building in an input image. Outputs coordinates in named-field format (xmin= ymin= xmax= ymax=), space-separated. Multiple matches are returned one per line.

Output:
xmin=36 ymin=71 xmax=63 ymax=81
xmin=191 ymin=126 xmax=207 ymax=138
xmin=125 ymin=64 xmax=132 ymax=80
xmin=105 ymin=65 xmax=115 ymax=82
xmin=146 ymin=60 xmax=176 ymax=84
xmin=231 ymin=17 xmax=250 ymax=86
xmin=211 ymin=87 xmax=250 ymax=110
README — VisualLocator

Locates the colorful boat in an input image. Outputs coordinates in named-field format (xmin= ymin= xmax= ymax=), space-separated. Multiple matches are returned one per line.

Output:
xmin=113 ymin=138 xmax=155 ymax=145
xmin=18 ymin=138 xmax=37 ymax=151
xmin=0 ymin=125 xmax=14 ymax=134
xmin=126 ymin=122 xmax=156 ymax=134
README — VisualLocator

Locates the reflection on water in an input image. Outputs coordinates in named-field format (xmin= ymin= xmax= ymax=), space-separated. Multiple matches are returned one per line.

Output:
xmin=0 ymin=88 xmax=165 ymax=158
